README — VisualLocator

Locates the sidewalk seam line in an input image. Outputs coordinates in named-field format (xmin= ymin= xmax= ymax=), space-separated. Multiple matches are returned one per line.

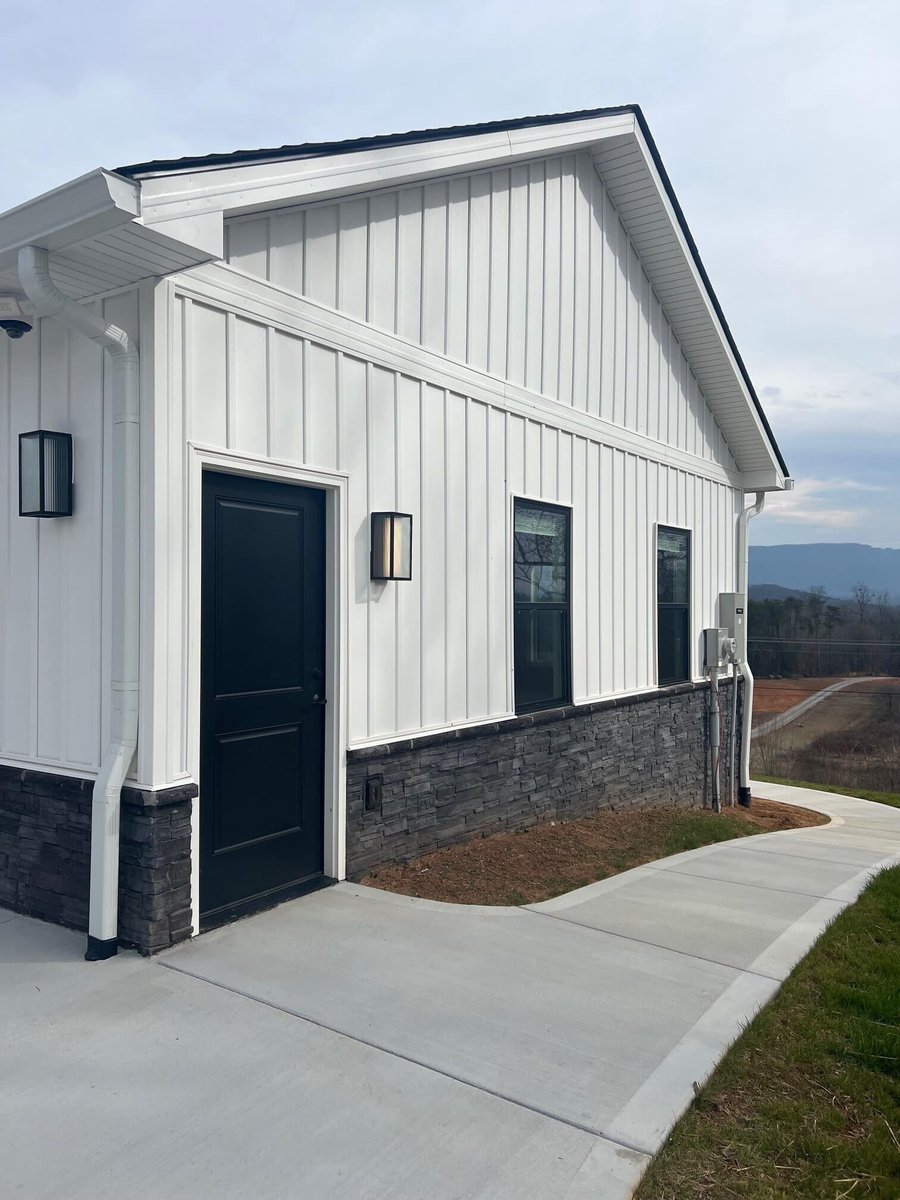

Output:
xmin=154 ymin=957 xmax=652 ymax=1160
xmin=520 ymin=906 xmax=784 ymax=981
xmin=641 ymin=863 xmax=852 ymax=901
xmin=727 ymin=842 xmax=891 ymax=869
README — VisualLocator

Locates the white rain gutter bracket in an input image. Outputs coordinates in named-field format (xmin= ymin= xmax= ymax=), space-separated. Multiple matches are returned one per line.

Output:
xmin=735 ymin=490 xmax=766 ymax=806
xmin=18 ymin=244 xmax=139 ymax=961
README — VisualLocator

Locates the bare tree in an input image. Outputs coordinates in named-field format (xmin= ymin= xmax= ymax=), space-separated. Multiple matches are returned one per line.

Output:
xmin=875 ymin=589 xmax=892 ymax=637
xmin=852 ymin=582 xmax=874 ymax=627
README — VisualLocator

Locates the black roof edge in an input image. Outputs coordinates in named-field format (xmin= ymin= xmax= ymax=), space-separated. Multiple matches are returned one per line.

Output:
xmin=115 ymin=105 xmax=638 ymax=179
xmin=118 ymin=103 xmax=788 ymax=479
xmin=629 ymin=106 xmax=789 ymax=479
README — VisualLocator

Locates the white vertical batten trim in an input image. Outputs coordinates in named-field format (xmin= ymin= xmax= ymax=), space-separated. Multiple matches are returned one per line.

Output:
xmin=18 ymin=244 xmax=139 ymax=962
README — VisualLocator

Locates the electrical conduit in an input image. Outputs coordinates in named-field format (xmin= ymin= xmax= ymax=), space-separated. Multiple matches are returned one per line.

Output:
xmin=19 ymin=245 xmax=139 ymax=961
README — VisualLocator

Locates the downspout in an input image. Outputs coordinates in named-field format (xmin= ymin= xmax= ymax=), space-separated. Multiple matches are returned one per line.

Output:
xmin=19 ymin=245 xmax=139 ymax=961
xmin=735 ymin=490 xmax=766 ymax=807
xmin=708 ymin=665 xmax=722 ymax=812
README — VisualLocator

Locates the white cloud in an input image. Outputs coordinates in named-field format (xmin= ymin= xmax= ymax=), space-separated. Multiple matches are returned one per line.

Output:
xmin=0 ymin=0 xmax=897 ymax=547
xmin=759 ymin=477 xmax=890 ymax=536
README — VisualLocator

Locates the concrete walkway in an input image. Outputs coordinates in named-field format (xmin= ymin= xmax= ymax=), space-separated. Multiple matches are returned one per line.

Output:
xmin=3 ymin=783 xmax=899 ymax=1200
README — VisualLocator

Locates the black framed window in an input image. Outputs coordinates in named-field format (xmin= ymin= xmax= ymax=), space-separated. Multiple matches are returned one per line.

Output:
xmin=513 ymin=500 xmax=571 ymax=712
xmin=657 ymin=526 xmax=691 ymax=684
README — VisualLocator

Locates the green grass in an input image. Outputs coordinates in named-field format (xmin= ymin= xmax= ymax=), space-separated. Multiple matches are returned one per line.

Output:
xmin=663 ymin=812 xmax=759 ymax=856
xmin=755 ymin=775 xmax=900 ymax=810
xmin=636 ymin=865 xmax=900 ymax=1199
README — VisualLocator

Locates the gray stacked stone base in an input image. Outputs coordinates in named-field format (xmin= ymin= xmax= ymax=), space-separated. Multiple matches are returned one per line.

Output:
xmin=0 ymin=766 xmax=195 ymax=953
xmin=347 ymin=680 xmax=743 ymax=877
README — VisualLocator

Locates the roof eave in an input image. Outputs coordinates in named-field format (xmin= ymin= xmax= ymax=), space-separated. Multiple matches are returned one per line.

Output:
xmin=0 ymin=170 xmax=140 ymax=278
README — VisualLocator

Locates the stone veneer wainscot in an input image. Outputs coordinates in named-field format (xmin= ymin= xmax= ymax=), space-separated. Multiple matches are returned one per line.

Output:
xmin=0 ymin=766 xmax=196 ymax=953
xmin=346 ymin=680 xmax=742 ymax=877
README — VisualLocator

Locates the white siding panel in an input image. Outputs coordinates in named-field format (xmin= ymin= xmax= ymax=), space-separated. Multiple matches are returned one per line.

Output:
xmin=337 ymin=199 xmax=368 ymax=321
xmin=444 ymin=391 xmax=468 ymax=721
xmin=168 ymin=284 xmax=745 ymax=754
xmin=231 ymin=317 xmax=268 ymax=455
xmin=188 ymin=302 xmax=227 ymax=446
xmin=2 ymin=331 xmax=40 ymax=758
xmin=304 ymin=342 xmax=338 ymax=470
xmin=487 ymin=406 xmax=509 ymax=715
xmin=0 ymin=291 xmax=142 ymax=774
xmin=225 ymin=152 xmax=738 ymax=474
xmin=367 ymin=365 xmax=398 ymax=737
xmin=269 ymin=328 xmax=305 ymax=463
xmin=339 ymin=354 xmax=370 ymax=743
xmin=419 ymin=384 xmax=447 ymax=729
xmin=395 ymin=376 xmax=423 ymax=733
xmin=465 ymin=400 xmax=490 ymax=718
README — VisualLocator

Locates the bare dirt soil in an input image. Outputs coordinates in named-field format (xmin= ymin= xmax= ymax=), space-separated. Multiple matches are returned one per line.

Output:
xmin=751 ymin=677 xmax=845 ymax=725
xmin=361 ymin=799 xmax=827 ymax=906
xmin=752 ymin=678 xmax=900 ymax=793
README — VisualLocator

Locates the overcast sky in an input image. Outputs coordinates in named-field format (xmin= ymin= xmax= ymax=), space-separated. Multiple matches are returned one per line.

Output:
xmin=2 ymin=0 xmax=897 ymax=547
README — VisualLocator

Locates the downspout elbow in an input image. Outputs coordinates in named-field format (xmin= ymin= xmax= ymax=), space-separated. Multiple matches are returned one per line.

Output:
xmin=18 ymin=245 xmax=135 ymax=358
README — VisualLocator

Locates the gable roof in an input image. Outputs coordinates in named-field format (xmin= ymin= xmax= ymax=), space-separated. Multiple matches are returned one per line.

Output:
xmin=118 ymin=105 xmax=788 ymax=482
xmin=0 ymin=105 xmax=788 ymax=484
xmin=116 ymin=105 xmax=641 ymax=179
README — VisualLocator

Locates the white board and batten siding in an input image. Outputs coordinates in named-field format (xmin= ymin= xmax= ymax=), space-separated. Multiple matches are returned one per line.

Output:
xmin=156 ymin=276 xmax=740 ymax=785
xmin=0 ymin=288 xmax=143 ymax=778
xmin=0 ymin=150 xmax=746 ymax=787
xmin=225 ymin=151 xmax=738 ymax=474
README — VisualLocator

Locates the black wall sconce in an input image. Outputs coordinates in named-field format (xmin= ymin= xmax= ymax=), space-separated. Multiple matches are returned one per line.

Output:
xmin=19 ymin=430 xmax=73 ymax=517
xmin=370 ymin=511 xmax=412 ymax=580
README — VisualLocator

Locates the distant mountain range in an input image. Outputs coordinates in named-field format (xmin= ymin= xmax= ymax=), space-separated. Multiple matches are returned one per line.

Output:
xmin=749 ymin=583 xmax=811 ymax=601
xmin=750 ymin=543 xmax=900 ymax=601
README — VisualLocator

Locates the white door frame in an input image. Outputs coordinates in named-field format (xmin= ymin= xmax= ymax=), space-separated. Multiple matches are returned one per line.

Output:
xmin=185 ymin=441 xmax=349 ymax=933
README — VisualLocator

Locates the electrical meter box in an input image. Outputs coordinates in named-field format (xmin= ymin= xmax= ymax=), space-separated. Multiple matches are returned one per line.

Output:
xmin=719 ymin=592 xmax=747 ymax=661
xmin=704 ymin=627 xmax=729 ymax=669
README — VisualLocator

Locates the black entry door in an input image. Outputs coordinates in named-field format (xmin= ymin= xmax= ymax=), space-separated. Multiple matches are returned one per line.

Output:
xmin=200 ymin=471 xmax=327 ymax=923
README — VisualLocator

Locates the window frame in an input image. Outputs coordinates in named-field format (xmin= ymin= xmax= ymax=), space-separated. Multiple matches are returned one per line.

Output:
xmin=655 ymin=523 xmax=692 ymax=686
xmin=512 ymin=496 xmax=573 ymax=715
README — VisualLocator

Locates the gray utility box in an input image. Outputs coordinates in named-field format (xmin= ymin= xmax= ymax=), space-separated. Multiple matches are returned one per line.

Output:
xmin=719 ymin=592 xmax=747 ymax=661
xmin=704 ymin=627 xmax=730 ymax=669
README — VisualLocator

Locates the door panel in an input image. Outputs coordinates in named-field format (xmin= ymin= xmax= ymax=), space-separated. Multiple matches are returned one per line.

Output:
xmin=200 ymin=471 xmax=326 ymax=922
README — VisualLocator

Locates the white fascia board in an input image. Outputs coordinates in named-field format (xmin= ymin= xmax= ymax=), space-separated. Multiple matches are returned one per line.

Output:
xmin=137 ymin=114 xmax=636 ymax=222
xmin=0 ymin=169 xmax=140 ymax=275
xmin=625 ymin=125 xmax=782 ymax=476
xmin=738 ymin=468 xmax=787 ymax=492
xmin=136 ymin=210 xmax=225 ymax=259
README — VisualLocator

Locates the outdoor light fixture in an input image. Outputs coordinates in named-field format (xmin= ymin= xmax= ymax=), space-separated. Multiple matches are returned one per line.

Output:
xmin=19 ymin=430 xmax=73 ymax=517
xmin=370 ymin=511 xmax=412 ymax=580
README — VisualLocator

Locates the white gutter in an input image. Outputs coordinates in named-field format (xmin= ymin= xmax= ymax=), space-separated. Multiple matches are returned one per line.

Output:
xmin=735 ymin=490 xmax=766 ymax=806
xmin=19 ymin=244 xmax=139 ymax=961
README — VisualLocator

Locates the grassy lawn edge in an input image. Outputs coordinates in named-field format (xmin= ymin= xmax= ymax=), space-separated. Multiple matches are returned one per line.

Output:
xmin=635 ymin=864 xmax=900 ymax=1199
xmin=754 ymin=775 xmax=900 ymax=810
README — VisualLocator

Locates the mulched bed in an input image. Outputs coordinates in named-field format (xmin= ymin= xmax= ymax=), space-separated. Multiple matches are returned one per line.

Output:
xmin=361 ymin=798 xmax=829 ymax=906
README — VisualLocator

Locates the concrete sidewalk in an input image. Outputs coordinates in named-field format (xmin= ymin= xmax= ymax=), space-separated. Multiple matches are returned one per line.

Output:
xmin=3 ymin=783 xmax=899 ymax=1200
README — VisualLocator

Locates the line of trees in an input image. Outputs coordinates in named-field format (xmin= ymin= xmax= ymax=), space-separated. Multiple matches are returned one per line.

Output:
xmin=748 ymin=583 xmax=900 ymax=677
